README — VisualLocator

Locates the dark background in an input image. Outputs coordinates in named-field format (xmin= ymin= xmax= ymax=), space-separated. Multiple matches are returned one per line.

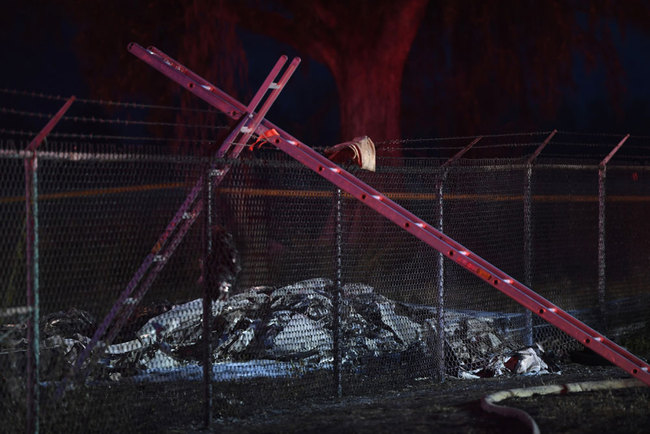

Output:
xmin=2 ymin=1 xmax=650 ymax=150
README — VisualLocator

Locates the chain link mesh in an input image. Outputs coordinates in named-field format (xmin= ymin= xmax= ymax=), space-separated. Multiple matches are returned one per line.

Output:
xmin=1 ymin=95 xmax=649 ymax=431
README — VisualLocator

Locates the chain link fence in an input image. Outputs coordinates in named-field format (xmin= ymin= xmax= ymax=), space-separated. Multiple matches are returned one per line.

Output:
xmin=1 ymin=92 xmax=649 ymax=432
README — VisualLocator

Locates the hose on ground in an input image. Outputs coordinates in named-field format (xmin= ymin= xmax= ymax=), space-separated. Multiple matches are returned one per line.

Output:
xmin=480 ymin=378 xmax=643 ymax=434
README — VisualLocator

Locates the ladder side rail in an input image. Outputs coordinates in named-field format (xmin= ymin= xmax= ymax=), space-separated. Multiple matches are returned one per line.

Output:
xmin=71 ymin=254 xmax=153 ymax=369
xmin=101 ymin=199 xmax=204 ymax=350
xmin=74 ymin=160 xmax=208 ymax=374
xmin=71 ymin=115 xmax=248 ymax=380
xmin=146 ymin=46 xmax=295 ymax=144
xmin=73 ymin=200 xmax=205 ymax=384
xmin=128 ymin=43 xmax=244 ymax=121
xmin=147 ymin=45 xmax=245 ymax=118
xmin=132 ymin=46 xmax=315 ymax=160
xmin=223 ymin=57 xmax=301 ymax=161
xmin=215 ymin=55 xmax=289 ymax=158
xmin=130 ymin=44 xmax=302 ymax=141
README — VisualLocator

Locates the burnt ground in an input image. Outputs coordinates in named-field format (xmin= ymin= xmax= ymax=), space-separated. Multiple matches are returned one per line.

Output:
xmin=165 ymin=364 xmax=649 ymax=434
xmin=3 ymin=360 xmax=645 ymax=433
xmin=6 ymin=332 xmax=648 ymax=433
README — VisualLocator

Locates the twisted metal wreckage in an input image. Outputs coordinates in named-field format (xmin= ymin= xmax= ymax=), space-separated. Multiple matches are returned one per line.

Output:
xmin=25 ymin=278 xmax=553 ymax=382
xmin=16 ymin=44 xmax=646 ymax=394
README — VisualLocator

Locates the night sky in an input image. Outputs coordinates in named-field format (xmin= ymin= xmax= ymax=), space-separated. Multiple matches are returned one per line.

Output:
xmin=2 ymin=2 xmax=650 ymax=148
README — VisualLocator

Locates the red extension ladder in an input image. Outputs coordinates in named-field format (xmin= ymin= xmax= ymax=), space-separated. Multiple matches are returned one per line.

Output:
xmin=108 ymin=43 xmax=649 ymax=387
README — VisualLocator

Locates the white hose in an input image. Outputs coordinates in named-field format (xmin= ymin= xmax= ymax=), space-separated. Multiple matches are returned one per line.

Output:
xmin=480 ymin=378 xmax=643 ymax=434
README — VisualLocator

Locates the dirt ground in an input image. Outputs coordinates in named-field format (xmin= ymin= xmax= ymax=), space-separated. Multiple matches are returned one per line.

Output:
xmin=171 ymin=364 xmax=649 ymax=434
xmin=2 ymin=360 xmax=644 ymax=433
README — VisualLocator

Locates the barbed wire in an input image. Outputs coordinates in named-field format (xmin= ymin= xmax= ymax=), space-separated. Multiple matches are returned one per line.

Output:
xmin=0 ymin=106 xmax=230 ymax=131
xmin=0 ymin=147 xmax=209 ymax=165
xmin=546 ymin=141 xmax=619 ymax=148
xmin=382 ymin=141 xmax=549 ymax=152
xmin=376 ymin=130 xmax=554 ymax=146
xmin=0 ymin=128 xmax=39 ymax=137
xmin=462 ymin=142 xmax=541 ymax=150
xmin=5 ymin=126 xmax=644 ymax=158
xmin=556 ymin=130 xmax=634 ymax=138
xmin=387 ymin=142 xmax=542 ymax=152
xmin=617 ymin=144 xmax=650 ymax=152
xmin=397 ymin=145 xmax=467 ymax=151
xmin=541 ymin=153 xmax=605 ymax=161
xmin=0 ymin=128 xmax=218 ymax=144
xmin=0 ymin=87 xmax=223 ymax=113
xmin=3 ymin=88 xmax=650 ymax=155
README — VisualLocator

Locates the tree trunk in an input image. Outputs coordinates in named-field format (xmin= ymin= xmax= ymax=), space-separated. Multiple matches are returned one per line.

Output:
xmin=324 ymin=0 xmax=429 ymax=160
xmin=225 ymin=0 xmax=429 ymax=158
xmin=333 ymin=57 xmax=403 ymax=154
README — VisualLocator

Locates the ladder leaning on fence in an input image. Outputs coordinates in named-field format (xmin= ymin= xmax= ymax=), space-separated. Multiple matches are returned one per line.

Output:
xmin=74 ymin=42 xmax=650 ymax=387
xmin=66 ymin=50 xmax=300 ymax=386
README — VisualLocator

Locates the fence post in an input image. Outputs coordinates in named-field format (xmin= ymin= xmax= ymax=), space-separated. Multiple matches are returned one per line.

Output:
xmin=24 ymin=96 xmax=75 ymax=434
xmin=434 ymin=137 xmax=482 ymax=381
xmin=24 ymin=145 xmax=40 ymax=434
xmin=523 ymin=130 xmax=557 ymax=346
xmin=598 ymin=134 xmax=629 ymax=332
xmin=333 ymin=187 xmax=343 ymax=398
xmin=434 ymin=172 xmax=446 ymax=381
xmin=202 ymin=165 xmax=215 ymax=428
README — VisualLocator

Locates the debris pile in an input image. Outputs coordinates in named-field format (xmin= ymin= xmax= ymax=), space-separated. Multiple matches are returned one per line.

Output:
xmin=1 ymin=278 xmax=559 ymax=383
